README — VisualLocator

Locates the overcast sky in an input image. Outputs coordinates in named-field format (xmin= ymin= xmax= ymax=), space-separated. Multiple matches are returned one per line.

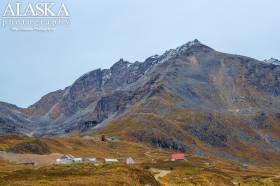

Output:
xmin=0 ymin=0 xmax=279 ymax=108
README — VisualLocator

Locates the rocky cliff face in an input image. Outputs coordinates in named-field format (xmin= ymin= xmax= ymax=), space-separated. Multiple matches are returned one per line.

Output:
xmin=0 ymin=102 xmax=34 ymax=135
xmin=1 ymin=40 xmax=280 ymax=164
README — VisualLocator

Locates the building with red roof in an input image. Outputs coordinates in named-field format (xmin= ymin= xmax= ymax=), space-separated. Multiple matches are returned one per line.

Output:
xmin=170 ymin=153 xmax=185 ymax=161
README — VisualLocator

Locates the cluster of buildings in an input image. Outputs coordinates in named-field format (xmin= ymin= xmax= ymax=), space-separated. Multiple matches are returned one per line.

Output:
xmin=56 ymin=155 xmax=135 ymax=165
xmin=56 ymin=154 xmax=185 ymax=165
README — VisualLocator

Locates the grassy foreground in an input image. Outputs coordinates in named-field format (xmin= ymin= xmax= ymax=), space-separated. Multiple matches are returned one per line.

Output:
xmin=142 ymin=160 xmax=280 ymax=186
xmin=0 ymin=162 xmax=159 ymax=186
xmin=1 ymin=158 xmax=280 ymax=186
xmin=0 ymin=136 xmax=280 ymax=185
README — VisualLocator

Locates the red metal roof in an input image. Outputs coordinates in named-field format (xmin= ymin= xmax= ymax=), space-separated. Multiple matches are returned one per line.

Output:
xmin=170 ymin=153 xmax=185 ymax=159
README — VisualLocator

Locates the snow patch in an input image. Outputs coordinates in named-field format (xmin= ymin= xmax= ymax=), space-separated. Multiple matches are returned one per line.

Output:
xmin=158 ymin=49 xmax=177 ymax=64
xmin=264 ymin=58 xmax=280 ymax=65
xmin=102 ymin=70 xmax=112 ymax=85
xmin=176 ymin=39 xmax=201 ymax=54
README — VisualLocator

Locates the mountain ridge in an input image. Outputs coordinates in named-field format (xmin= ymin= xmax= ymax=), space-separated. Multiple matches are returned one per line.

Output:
xmin=1 ymin=39 xmax=280 ymax=164
xmin=1 ymin=39 xmax=280 ymax=133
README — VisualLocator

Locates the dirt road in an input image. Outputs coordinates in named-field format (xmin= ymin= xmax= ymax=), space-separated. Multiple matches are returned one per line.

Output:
xmin=0 ymin=151 xmax=62 ymax=166
xmin=150 ymin=168 xmax=171 ymax=180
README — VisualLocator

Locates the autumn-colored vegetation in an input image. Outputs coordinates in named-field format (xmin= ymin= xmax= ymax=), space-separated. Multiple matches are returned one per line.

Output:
xmin=0 ymin=163 xmax=159 ymax=186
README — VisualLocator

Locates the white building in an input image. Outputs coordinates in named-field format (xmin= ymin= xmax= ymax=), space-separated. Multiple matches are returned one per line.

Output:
xmin=84 ymin=158 xmax=97 ymax=163
xmin=73 ymin=158 xmax=83 ymax=163
xmin=105 ymin=158 xmax=119 ymax=163
xmin=126 ymin=157 xmax=135 ymax=164
xmin=56 ymin=155 xmax=74 ymax=164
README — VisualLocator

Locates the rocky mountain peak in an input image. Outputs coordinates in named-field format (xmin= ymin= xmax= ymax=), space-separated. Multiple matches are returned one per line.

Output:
xmin=111 ymin=58 xmax=131 ymax=68
xmin=150 ymin=39 xmax=212 ymax=65
xmin=264 ymin=58 xmax=280 ymax=65
xmin=181 ymin=39 xmax=202 ymax=47
xmin=176 ymin=39 xmax=213 ymax=54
